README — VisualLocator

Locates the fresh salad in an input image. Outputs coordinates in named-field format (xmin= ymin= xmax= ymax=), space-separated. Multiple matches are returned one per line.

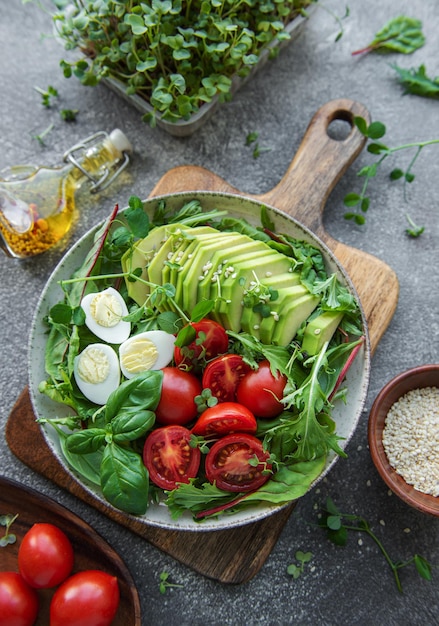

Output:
xmin=38 ymin=196 xmax=365 ymax=521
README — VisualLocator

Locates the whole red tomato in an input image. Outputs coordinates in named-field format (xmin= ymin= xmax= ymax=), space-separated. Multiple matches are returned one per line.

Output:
xmin=155 ymin=367 xmax=202 ymax=426
xmin=50 ymin=570 xmax=119 ymax=626
xmin=236 ymin=359 xmax=287 ymax=418
xmin=18 ymin=523 xmax=74 ymax=589
xmin=0 ymin=571 xmax=39 ymax=626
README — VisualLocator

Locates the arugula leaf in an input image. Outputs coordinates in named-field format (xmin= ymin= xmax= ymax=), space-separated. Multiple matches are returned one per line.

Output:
xmin=281 ymin=342 xmax=348 ymax=460
xmin=352 ymin=16 xmax=425 ymax=56
xmin=392 ymin=64 xmax=439 ymax=98
xmin=310 ymin=274 xmax=359 ymax=312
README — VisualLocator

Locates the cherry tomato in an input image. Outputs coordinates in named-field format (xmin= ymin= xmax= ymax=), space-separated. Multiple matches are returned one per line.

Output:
xmin=205 ymin=433 xmax=272 ymax=492
xmin=143 ymin=425 xmax=201 ymax=490
xmin=236 ymin=359 xmax=287 ymax=418
xmin=18 ymin=523 xmax=74 ymax=589
xmin=0 ymin=572 xmax=39 ymax=626
xmin=202 ymin=354 xmax=251 ymax=402
xmin=192 ymin=402 xmax=257 ymax=436
xmin=174 ymin=318 xmax=229 ymax=369
xmin=50 ymin=570 xmax=119 ymax=626
xmin=155 ymin=367 xmax=202 ymax=426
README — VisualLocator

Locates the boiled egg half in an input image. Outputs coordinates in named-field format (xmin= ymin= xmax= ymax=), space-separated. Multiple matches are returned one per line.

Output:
xmin=119 ymin=330 xmax=176 ymax=379
xmin=81 ymin=287 xmax=130 ymax=344
xmin=74 ymin=343 xmax=120 ymax=405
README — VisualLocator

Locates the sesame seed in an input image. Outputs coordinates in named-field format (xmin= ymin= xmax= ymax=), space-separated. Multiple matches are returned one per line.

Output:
xmin=382 ymin=386 xmax=439 ymax=497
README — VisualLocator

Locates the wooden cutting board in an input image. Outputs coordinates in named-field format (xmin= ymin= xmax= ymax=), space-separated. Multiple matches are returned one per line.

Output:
xmin=6 ymin=99 xmax=399 ymax=584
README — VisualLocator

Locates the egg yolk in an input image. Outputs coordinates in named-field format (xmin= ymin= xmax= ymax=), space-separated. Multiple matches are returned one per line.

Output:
xmin=90 ymin=292 xmax=123 ymax=328
xmin=120 ymin=337 xmax=159 ymax=375
xmin=77 ymin=346 xmax=111 ymax=384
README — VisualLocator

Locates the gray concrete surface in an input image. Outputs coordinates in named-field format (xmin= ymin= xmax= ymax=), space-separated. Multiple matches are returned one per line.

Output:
xmin=1 ymin=1 xmax=438 ymax=624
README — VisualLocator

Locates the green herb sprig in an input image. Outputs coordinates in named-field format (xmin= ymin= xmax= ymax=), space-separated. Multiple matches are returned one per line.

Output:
xmin=344 ymin=117 xmax=439 ymax=226
xmin=159 ymin=571 xmax=184 ymax=594
xmin=0 ymin=514 xmax=18 ymax=547
xmin=351 ymin=16 xmax=425 ymax=56
xmin=392 ymin=64 xmax=439 ymax=98
xmin=34 ymin=85 xmax=59 ymax=108
xmin=287 ymin=550 xmax=313 ymax=579
xmin=319 ymin=497 xmax=433 ymax=593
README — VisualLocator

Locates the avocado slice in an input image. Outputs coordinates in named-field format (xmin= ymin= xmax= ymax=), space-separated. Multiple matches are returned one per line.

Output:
xmin=301 ymin=310 xmax=344 ymax=355
xmin=176 ymin=232 xmax=248 ymax=313
xmin=121 ymin=224 xmax=184 ymax=306
xmin=241 ymin=283 xmax=309 ymax=340
xmin=268 ymin=293 xmax=321 ymax=346
xmin=161 ymin=228 xmax=221 ymax=311
xmin=215 ymin=251 xmax=294 ymax=331
xmin=147 ymin=225 xmax=207 ymax=289
xmin=198 ymin=241 xmax=275 ymax=322
xmin=163 ymin=226 xmax=219 ymax=287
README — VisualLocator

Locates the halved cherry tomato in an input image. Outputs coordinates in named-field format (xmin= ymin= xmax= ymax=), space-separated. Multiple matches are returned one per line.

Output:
xmin=50 ymin=570 xmax=119 ymax=626
xmin=0 ymin=572 xmax=39 ymax=626
xmin=236 ymin=359 xmax=287 ymax=418
xmin=202 ymin=354 xmax=251 ymax=402
xmin=143 ymin=425 xmax=201 ymax=490
xmin=18 ymin=523 xmax=74 ymax=589
xmin=205 ymin=433 xmax=271 ymax=492
xmin=192 ymin=402 xmax=257 ymax=436
xmin=174 ymin=318 xmax=229 ymax=370
xmin=155 ymin=367 xmax=202 ymax=426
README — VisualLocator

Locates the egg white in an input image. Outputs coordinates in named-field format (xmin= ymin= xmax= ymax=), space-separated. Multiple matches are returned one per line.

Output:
xmin=74 ymin=343 xmax=120 ymax=405
xmin=81 ymin=287 xmax=130 ymax=344
xmin=119 ymin=330 xmax=176 ymax=379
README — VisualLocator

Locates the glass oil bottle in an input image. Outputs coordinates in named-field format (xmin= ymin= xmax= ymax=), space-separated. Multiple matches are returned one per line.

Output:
xmin=0 ymin=129 xmax=132 ymax=258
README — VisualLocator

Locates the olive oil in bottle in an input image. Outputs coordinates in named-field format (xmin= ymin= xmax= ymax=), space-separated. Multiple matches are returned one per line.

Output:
xmin=0 ymin=129 xmax=132 ymax=258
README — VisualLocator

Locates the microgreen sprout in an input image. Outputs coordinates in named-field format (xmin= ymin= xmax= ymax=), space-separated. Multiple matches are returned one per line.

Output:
xmin=60 ymin=108 xmax=79 ymax=122
xmin=159 ymin=571 xmax=184 ymax=594
xmin=319 ymin=497 xmax=433 ymax=593
xmin=0 ymin=514 xmax=19 ymax=547
xmin=40 ymin=0 xmax=315 ymax=126
xmin=344 ymin=116 xmax=439 ymax=227
xmin=245 ymin=131 xmax=271 ymax=159
xmin=34 ymin=85 xmax=58 ymax=108
xmin=405 ymin=214 xmax=425 ymax=238
xmin=246 ymin=132 xmax=259 ymax=146
xmin=31 ymin=123 xmax=54 ymax=146
xmin=287 ymin=550 xmax=314 ymax=579
xmin=195 ymin=388 xmax=218 ymax=413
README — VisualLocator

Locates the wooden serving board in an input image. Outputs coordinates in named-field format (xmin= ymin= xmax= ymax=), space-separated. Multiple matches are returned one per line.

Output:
xmin=6 ymin=99 xmax=399 ymax=585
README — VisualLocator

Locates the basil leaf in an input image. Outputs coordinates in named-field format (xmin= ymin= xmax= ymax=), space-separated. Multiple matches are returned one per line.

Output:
xmin=100 ymin=442 xmax=149 ymax=515
xmin=104 ymin=370 xmax=163 ymax=421
xmin=112 ymin=410 xmax=156 ymax=442
xmin=66 ymin=428 xmax=107 ymax=454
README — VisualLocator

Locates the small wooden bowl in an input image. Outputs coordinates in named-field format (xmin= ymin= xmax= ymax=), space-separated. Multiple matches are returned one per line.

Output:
xmin=368 ymin=364 xmax=439 ymax=517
